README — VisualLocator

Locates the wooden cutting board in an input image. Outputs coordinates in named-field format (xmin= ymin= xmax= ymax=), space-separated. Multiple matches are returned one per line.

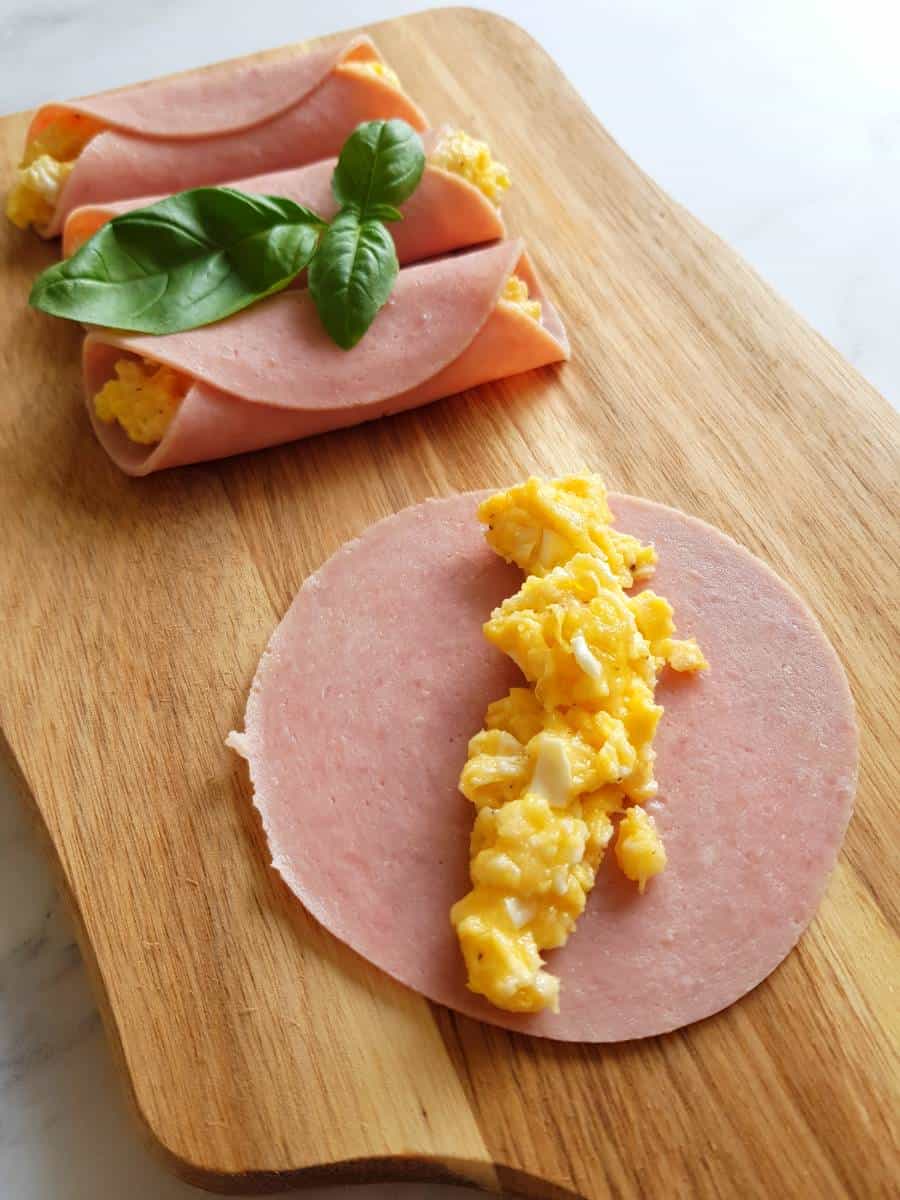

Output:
xmin=1 ymin=9 xmax=897 ymax=1198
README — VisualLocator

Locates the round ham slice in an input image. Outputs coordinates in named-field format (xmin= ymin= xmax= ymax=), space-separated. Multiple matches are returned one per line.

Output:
xmin=82 ymin=241 xmax=568 ymax=475
xmin=62 ymin=131 xmax=505 ymax=260
xmin=232 ymin=492 xmax=857 ymax=1042
xmin=30 ymin=38 xmax=427 ymax=236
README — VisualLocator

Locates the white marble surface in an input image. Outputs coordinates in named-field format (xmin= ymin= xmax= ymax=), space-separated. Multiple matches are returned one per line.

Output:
xmin=1 ymin=2 xmax=897 ymax=1198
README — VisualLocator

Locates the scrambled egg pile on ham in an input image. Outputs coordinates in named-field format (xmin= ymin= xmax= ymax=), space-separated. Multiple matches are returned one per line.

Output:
xmin=451 ymin=475 xmax=707 ymax=1014
xmin=93 ymin=358 xmax=188 ymax=444
xmin=6 ymin=113 xmax=104 ymax=231
xmin=429 ymin=129 xmax=511 ymax=205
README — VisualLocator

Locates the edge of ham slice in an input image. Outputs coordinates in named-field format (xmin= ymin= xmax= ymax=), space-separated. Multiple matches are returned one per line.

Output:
xmin=30 ymin=36 xmax=382 ymax=140
xmin=231 ymin=491 xmax=857 ymax=1042
xmin=82 ymin=240 xmax=568 ymax=474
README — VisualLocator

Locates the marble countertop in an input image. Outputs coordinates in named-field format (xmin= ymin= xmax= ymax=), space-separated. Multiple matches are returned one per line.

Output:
xmin=1 ymin=2 xmax=897 ymax=1198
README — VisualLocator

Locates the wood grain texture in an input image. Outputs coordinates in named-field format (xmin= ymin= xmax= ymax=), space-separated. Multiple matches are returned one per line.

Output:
xmin=1 ymin=8 xmax=898 ymax=1197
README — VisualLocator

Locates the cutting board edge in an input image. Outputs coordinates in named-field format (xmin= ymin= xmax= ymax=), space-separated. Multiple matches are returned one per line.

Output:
xmin=0 ymin=698 xmax=510 ymax=1195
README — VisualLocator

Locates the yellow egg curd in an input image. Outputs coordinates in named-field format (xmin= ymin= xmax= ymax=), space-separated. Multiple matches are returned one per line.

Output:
xmin=428 ymin=128 xmax=511 ymax=205
xmin=500 ymin=274 xmax=542 ymax=323
xmin=6 ymin=113 xmax=105 ymax=232
xmin=93 ymin=358 xmax=189 ymax=444
xmin=450 ymin=475 xmax=708 ymax=1014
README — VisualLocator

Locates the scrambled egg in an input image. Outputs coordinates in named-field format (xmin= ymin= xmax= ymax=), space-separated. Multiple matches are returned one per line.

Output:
xmin=93 ymin=358 xmax=189 ymax=444
xmin=7 ymin=157 xmax=74 ymax=231
xmin=481 ymin=474 xmax=656 ymax=582
xmin=500 ymin=275 xmax=542 ymax=323
xmin=615 ymin=805 xmax=667 ymax=893
xmin=450 ymin=475 xmax=708 ymax=1014
xmin=6 ymin=113 xmax=103 ymax=232
xmin=429 ymin=129 xmax=511 ymax=205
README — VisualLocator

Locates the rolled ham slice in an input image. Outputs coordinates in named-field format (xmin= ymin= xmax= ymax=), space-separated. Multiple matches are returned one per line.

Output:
xmin=27 ymin=36 xmax=426 ymax=237
xmin=62 ymin=130 xmax=504 ymax=260
xmin=230 ymin=492 xmax=858 ymax=1043
xmin=82 ymin=239 xmax=568 ymax=475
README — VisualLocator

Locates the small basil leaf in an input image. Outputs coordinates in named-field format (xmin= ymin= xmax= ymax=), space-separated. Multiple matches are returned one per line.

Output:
xmin=365 ymin=202 xmax=404 ymax=223
xmin=331 ymin=119 xmax=426 ymax=218
xmin=308 ymin=209 xmax=398 ymax=350
xmin=29 ymin=187 xmax=327 ymax=333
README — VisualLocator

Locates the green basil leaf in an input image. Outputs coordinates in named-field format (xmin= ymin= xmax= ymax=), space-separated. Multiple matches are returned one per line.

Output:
xmin=308 ymin=209 xmax=398 ymax=350
xmin=331 ymin=119 xmax=426 ymax=219
xmin=29 ymin=187 xmax=327 ymax=333
xmin=365 ymin=202 xmax=404 ymax=223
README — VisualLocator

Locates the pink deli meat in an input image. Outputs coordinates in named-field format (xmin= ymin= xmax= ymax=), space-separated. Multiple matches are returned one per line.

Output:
xmin=82 ymin=240 xmax=568 ymax=475
xmin=62 ymin=130 xmax=504 ymax=259
xmin=29 ymin=37 xmax=427 ymax=236
xmin=232 ymin=492 xmax=858 ymax=1042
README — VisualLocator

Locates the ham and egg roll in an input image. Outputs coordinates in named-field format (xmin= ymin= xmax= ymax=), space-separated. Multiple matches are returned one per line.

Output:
xmin=63 ymin=128 xmax=509 ymax=262
xmin=82 ymin=239 xmax=568 ymax=475
xmin=8 ymin=36 xmax=426 ymax=238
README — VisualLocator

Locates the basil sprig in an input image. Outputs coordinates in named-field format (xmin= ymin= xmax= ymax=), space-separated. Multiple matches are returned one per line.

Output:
xmin=311 ymin=118 xmax=424 ymax=348
xmin=28 ymin=119 xmax=426 ymax=349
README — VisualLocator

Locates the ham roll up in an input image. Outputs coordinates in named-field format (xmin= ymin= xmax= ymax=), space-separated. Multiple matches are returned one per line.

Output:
xmin=8 ymin=36 xmax=426 ymax=237
xmin=63 ymin=128 xmax=508 ymax=262
xmin=82 ymin=239 xmax=569 ymax=475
